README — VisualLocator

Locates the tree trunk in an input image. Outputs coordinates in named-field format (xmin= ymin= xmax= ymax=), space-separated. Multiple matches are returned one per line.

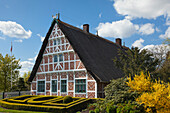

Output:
xmin=4 ymin=73 xmax=7 ymax=92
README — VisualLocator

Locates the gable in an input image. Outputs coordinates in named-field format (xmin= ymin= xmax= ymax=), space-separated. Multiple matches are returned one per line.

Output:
xmin=29 ymin=19 xmax=125 ymax=83
xmin=28 ymin=20 xmax=87 ymax=82
xmin=38 ymin=23 xmax=86 ymax=72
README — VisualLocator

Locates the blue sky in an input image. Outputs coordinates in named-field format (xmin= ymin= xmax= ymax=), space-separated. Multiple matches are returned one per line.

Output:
xmin=0 ymin=0 xmax=170 ymax=76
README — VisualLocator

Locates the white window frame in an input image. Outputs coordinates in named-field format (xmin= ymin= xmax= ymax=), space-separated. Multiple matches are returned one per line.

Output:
xmin=60 ymin=79 xmax=67 ymax=93
xmin=75 ymin=79 xmax=86 ymax=94
xmin=54 ymin=54 xmax=58 ymax=62
xmin=51 ymin=79 xmax=58 ymax=93
xmin=54 ymin=39 xmax=57 ymax=45
xmin=59 ymin=54 xmax=63 ymax=62
xmin=57 ymin=38 xmax=61 ymax=45
xmin=37 ymin=80 xmax=45 ymax=93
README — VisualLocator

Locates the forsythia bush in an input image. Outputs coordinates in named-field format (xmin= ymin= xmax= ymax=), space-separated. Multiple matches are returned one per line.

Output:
xmin=127 ymin=72 xmax=170 ymax=113
xmin=127 ymin=72 xmax=152 ymax=92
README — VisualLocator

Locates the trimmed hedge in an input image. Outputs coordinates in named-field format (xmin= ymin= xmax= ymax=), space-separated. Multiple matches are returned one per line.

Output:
xmin=0 ymin=99 xmax=65 ymax=113
xmin=27 ymin=96 xmax=63 ymax=105
xmin=43 ymin=98 xmax=86 ymax=107
xmin=63 ymin=96 xmax=73 ymax=103
xmin=7 ymin=95 xmax=36 ymax=103
xmin=0 ymin=95 xmax=92 ymax=113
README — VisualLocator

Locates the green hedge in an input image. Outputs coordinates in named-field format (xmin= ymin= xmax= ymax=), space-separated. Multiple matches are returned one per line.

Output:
xmin=0 ymin=95 xmax=92 ymax=113
xmin=0 ymin=99 xmax=65 ymax=113
xmin=7 ymin=95 xmax=36 ymax=103
xmin=65 ymin=98 xmax=91 ymax=113
xmin=27 ymin=96 xmax=63 ymax=105
xmin=43 ymin=98 xmax=86 ymax=107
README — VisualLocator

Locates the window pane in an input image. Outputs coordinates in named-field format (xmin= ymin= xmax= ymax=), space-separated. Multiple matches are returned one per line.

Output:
xmin=54 ymin=40 xmax=56 ymax=45
xmin=38 ymin=81 xmax=45 ymax=92
xmin=52 ymin=80 xmax=57 ymax=92
xmin=75 ymin=79 xmax=86 ymax=93
xmin=54 ymin=55 xmax=58 ymax=62
xmin=57 ymin=38 xmax=60 ymax=45
xmin=59 ymin=54 xmax=63 ymax=62
xmin=61 ymin=80 xmax=67 ymax=92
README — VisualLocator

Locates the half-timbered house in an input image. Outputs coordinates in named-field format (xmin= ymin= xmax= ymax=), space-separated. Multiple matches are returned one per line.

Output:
xmin=28 ymin=18 xmax=127 ymax=98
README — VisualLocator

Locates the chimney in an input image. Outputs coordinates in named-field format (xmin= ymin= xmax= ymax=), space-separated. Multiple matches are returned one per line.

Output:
xmin=116 ymin=38 xmax=122 ymax=46
xmin=83 ymin=24 xmax=89 ymax=33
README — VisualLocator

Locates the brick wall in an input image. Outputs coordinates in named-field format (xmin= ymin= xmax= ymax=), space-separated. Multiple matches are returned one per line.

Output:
xmin=31 ymin=71 xmax=97 ymax=98
xmin=31 ymin=23 xmax=97 ymax=98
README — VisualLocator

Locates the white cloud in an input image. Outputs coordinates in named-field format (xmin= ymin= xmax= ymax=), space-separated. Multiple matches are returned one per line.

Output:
xmin=96 ymin=19 xmax=139 ymax=38
xmin=37 ymin=34 xmax=45 ymax=42
xmin=142 ymin=44 xmax=170 ymax=59
xmin=28 ymin=58 xmax=34 ymax=61
xmin=132 ymin=38 xmax=144 ymax=48
xmin=138 ymin=23 xmax=155 ymax=35
xmin=99 ymin=13 xmax=102 ymax=18
xmin=0 ymin=36 xmax=5 ymax=40
xmin=166 ymin=17 xmax=170 ymax=25
xmin=143 ymin=44 xmax=170 ymax=52
xmin=76 ymin=25 xmax=83 ymax=29
xmin=14 ymin=39 xmax=23 ymax=43
xmin=125 ymin=16 xmax=133 ymax=20
xmin=159 ymin=27 xmax=170 ymax=39
xmin=156 ymin=27 xmax=160 ymax=32
xmin=0 ymin=21 xmax=32 ymax=39
xmin=19 ymin=61 xmax=34 ymax=76
xmin=113 ymin=0 xmax=170 ymax=19
xmin=28 ymin=55 xmax=37 ymax=61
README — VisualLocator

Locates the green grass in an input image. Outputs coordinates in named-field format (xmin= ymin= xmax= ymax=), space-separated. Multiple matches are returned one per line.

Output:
xmin=0 ymin=107 xmax=49 ymax=113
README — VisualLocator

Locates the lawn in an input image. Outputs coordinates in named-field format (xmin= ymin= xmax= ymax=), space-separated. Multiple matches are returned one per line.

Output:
xmin=0 ymin=107 xmax=48 ymax=113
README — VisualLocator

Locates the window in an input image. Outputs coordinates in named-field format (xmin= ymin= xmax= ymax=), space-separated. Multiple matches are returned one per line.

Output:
xmin=52 ymin=80 xmax=57 ymax=92
xmin=54 ymin=55 xmax=58 ymax=62
xmin=54 ymin=39 xmax=56 ymax=45
xmin=59 ymin=54 xmax=63 ymax=62
xmin=38 ymin=81 xmax=45 ymax=92
xmin=57 ymin=38 xmax=60 ymax=45
xmin=75 ymin=79 xmax=86 ymax=93
xmin=61 ymin=80 xmax=67 ymax=92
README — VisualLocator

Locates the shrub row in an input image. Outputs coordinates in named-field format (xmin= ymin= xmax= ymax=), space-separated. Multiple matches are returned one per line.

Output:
xmin=89 ymin=102 xmax=144 ymax=113
xmin=27 ymin=96 xmax=63 ymax=105
xmin=0 ymin=95 xmax=91 ymax=113
xmin=7 ymin=95 xmax=36 ymax=103
xmin=0 ymin=99 xmax=65 ymax=113
xmin=43 ymin=98 xmax=86 ymax=107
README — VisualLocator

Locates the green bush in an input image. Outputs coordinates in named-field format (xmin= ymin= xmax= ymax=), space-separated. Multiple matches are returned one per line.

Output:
xmin=63 ymin=96 xmax=73 ymax=103
xmin=94 ymin=108 xmax=100 ymax=113
xmin=88 ymin=103 xmax=97 ymax=110
xmin=106 ymin=104 xmax=117 ymax=113
xmin=89 ymin=110 xmax=95 ymax=113
xmin=116 ymin=103 xmax=144 ymax=113
xmin=94 ymin=78 xmax=137 ymax=112
xmin=105 ymin=78 xmax=139 ymax=104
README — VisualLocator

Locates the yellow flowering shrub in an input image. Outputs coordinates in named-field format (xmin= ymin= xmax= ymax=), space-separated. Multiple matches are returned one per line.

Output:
xmin=127 ymin=72 xmax=170 ymax=113
xmin=127 ymin=72 xmax=152 ymax=92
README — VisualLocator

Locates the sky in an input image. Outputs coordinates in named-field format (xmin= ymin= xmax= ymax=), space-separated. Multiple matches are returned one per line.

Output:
xmin=0 ymin=0 xmax=170 ymax=76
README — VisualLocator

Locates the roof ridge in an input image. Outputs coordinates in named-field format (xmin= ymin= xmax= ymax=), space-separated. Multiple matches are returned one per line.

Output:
xmin=56 ymin=19 xmax=123 ymax=49
xmin=57 ymin=19 xmax=125 ymax=81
